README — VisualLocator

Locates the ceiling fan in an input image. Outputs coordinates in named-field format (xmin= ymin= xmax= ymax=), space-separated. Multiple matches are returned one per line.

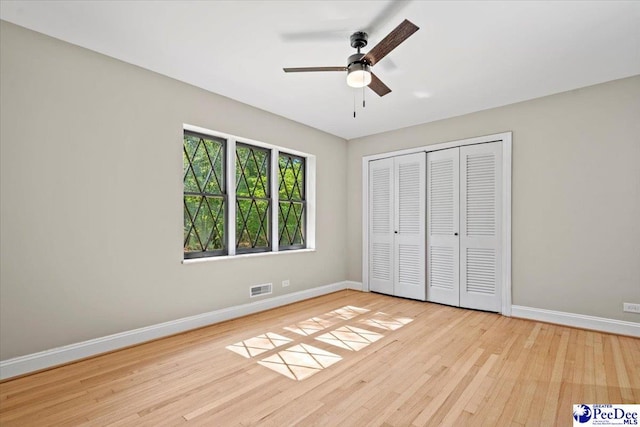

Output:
xmin=283 ymin=19 xmax=419 ymax=97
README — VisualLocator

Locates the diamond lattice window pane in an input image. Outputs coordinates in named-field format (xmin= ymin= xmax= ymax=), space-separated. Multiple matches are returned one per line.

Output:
xmin=184 ymin=195 xmax=203 ymax=251
xmin=237 ymin=199 xmax=270 ymax=250
xmin=184 ymin=134 xmax=200 ymax=165
xmin=278 ymin=154 xmax=305 ymax=249
xmin=183 ymin=132 xmax=226 ymax=257
xmin=278 ymin=155 xmax=305 ymax=201
xmin=184 ymin=133 xmax=225 ymax=195
xmin=291 ymin=158 xmax=304 ymax=200
xmin=200 ymin=197 xmax=225 ymax=250
xmin=202 ymin=140 xmax=224 ymax=195
xmin=236 ymin=144 xmax=271 ymax=252
xmin=183 ymin=140 xmax=201 ymax=193
xmin=278 ymin=156 xmax=292 ymax=200
xmin=236 ymin=145 xmax=269 ymax=198
xmin=279 ymin=202 xmax=305 ymax=246
xmin=184 ymin=196 xmax=225 ymax=253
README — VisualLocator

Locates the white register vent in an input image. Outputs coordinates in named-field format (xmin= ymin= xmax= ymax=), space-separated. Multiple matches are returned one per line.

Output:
xmin=250 ymin=283 xmax=273 ymax=298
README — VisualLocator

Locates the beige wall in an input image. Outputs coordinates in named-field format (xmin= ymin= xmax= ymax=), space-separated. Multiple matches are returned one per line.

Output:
xmin=2 ymin=20 xmax=638 ymax=362
xmin=347 ymin=75 xmax=640 ymax=322
xmin=0 ymin=21 xmax=348 ymax=360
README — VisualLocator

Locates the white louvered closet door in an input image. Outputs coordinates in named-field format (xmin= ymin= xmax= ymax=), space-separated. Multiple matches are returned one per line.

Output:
xmin=369 ymin=153 xmax=426 ymax=300
xmin=460 ymin=142 xmax=502 ymax=311
xmin=369 ymin=157 xmax=394 ymax=296
xmin=394 ymin=153 xmax=426 ymax=300
xmin=427 ymin=148 xmax=460 ymax=306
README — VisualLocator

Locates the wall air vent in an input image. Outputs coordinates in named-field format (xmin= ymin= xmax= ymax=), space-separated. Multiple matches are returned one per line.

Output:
xmin=250 ymin=283 xmax=272 ymax=298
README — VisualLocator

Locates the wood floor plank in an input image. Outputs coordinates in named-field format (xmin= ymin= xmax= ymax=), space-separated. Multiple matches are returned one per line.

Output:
xmin=439 ymin=352 xmax=499 ymax=426
xmin=586 ymin=331 xmax=600 ymax=404
xmin=594 ymin=331 xmax=609 ymax=403
xmin=511 ymin=324 xmax=554 ymax=425
xmin=620 ymin=336 xmax=640 ymax=402
xmin=1 ymin=290 xmax=638 ymax=426
xmin=609 ymin=335 xmax=634 ymax=403
xmin=538 ymin=329 xmax=570 ymax=426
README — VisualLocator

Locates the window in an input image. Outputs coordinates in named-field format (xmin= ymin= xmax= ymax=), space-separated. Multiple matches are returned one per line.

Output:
xmin=183 ymin=127 xmax=313 ymax=260
xmin=183 ymin=131 xmax=227 ymax=259
xmin=278 ymin=153 xmax=305 ymax=250
xmin=235 ymin=143 xmax=271 ymax=253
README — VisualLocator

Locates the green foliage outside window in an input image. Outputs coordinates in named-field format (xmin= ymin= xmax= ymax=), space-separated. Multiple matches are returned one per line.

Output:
xmin=183 ymin=132 xmax=226 ymax=257
xmin=278 ymin=154 xmax=305 ymax=248
xmin=236 ymin=144 xmax=270 ymax=251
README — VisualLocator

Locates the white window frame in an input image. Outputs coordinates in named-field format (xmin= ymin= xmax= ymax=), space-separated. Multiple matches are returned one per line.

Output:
xmin=182 ymin=124 xmax=316 ymax=263
xmin=361 ymin=132 xmax=512 ymax=315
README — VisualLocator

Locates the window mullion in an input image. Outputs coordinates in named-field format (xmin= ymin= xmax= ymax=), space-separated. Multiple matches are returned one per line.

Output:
xmin=227 ymin=138 xmax=236 ymax=256
xmin=271 ymin=148 xmax=279 ymax=252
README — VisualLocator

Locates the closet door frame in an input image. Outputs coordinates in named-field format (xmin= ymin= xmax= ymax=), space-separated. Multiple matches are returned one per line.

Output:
xmin=362 ymin=132 xmax=512 ymax=316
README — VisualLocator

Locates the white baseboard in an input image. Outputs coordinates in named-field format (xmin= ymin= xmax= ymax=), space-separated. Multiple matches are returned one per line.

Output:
xmin=345 ymin=281 xmax=363 ymax=291
xmin=0 ymin=281 xmax=350 ymax=380
xmin=511 ymin=305 xmax=640 ymax=337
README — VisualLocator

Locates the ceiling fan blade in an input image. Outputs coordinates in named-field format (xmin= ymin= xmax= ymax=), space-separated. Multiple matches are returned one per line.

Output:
xmin=368 ymin=72 xmax=391 ymax=97
xmin=281 ymin=2 xmax=413 ymax=43
xmin=363 ymin=19 xmax=419 ymax=66
xmin=363 ymin=1 xmax=412 ymax=36
xmin=283 ymin=66 xmax=347 ymax=73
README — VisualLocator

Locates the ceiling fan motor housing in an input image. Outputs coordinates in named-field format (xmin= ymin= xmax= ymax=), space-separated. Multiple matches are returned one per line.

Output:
xmin=350 ymin=31 xmax=368 ymax=50
xmin=347 ymin=53 xmax=367 ymax=67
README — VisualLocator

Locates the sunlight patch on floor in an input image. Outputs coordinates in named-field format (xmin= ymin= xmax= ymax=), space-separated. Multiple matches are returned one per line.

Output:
xmin=258 ymin=344 xmax=342 ymax=380
xmin=327 ymin=305 xmax=370 ymax=320
xmin=225 ymin=306 xmax=414 ymax=380
xmin=284 ymin=316 xmax=340 ymax=336
xmin=359 ymin=312 xmax=414 ymax=331
xmin=284 ymin=306 xmax=370 ymax=336
xmin=315 ymin=325 xmax=384 ymax=351
xmin=225 ymin=332 xmax=293 ymax=358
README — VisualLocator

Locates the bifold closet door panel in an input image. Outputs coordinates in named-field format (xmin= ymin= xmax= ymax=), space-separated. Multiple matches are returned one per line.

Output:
xmin=460 ymin=142 xmax=503 ymax=311
xmin=369 ymin=153 xmax=426 ymax=300
xmin=426 ymin=148 xmax=460 ymax=306
xmin=394 ymin=153 xmax=426 ymax=301
xmin=369 ymin=157 xmax=394 ymax=295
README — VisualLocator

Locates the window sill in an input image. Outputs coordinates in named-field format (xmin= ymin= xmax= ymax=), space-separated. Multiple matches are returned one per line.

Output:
xmin=182 ymin=248 xmax=316 ymax=264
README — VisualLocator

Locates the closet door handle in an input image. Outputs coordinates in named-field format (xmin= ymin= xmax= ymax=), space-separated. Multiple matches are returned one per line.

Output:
xmin=394 ymin=231 xmax=398 ymax=234
xmin=454 ymin=232 xmax=458 ymax=236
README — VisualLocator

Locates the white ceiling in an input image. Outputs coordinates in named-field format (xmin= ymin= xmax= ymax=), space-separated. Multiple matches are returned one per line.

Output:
xmin=1 ymin=1 xmax=639 ymax=140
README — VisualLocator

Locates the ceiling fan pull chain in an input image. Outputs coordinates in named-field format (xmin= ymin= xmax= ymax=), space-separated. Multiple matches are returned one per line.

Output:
xmin=363 ymin=84 xmax=366 ymax=108
xmin=353 ymin=91 xmax=356 ymax=118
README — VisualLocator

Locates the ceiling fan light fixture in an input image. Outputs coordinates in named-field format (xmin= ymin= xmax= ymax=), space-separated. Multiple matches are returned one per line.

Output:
xmin=347 ymin=63 xmax=372 ymax=88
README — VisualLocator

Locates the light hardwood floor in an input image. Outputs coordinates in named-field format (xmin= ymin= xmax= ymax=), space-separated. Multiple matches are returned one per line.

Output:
xmin=1 ymin=290 xmax=638 ymax=426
